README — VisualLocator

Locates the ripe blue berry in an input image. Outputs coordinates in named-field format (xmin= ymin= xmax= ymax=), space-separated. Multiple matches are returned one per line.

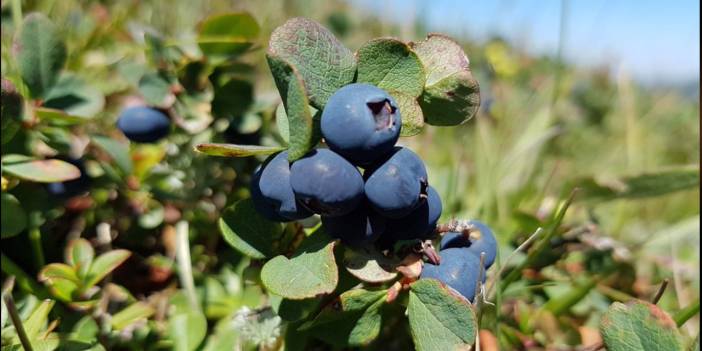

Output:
xmin=290 ymin=149 xmax=364 ymax=217
xmin=250 ymin=151 xmax=312 ymax=222
xmin=321 ymin=83 xmax=401 ymax=166
xmin=364 ymin=147 xmax=428 ymax=218
xmin=117 ymin=106 xmax=171 ymax=143
xmin=386 ymin=185 xmax=442 ymax=241
xmin=440 ymin=220 xmax=497 ymax=268
xmin=321 ymin=199 xmax=385 ymax=247
xmin=420 ymin=248 xmax=484 ymax=302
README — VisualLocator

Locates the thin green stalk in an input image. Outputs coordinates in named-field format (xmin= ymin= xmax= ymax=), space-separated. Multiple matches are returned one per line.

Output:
xmin=4 ymin=293 xmax=34 ymax=351
xmin=674 ymin=299 xmax=700 ymax=327
xmin=175 ymin=221 xmax=199 ymax=312
xmin=29 ymin=227 xmax=45 ymax=271
xmin=499 ymin=189 xmax=578 ymax=291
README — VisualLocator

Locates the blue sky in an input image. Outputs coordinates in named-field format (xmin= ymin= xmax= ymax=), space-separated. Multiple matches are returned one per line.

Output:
xmin=347 ymin=0 xmax=700 ymax=85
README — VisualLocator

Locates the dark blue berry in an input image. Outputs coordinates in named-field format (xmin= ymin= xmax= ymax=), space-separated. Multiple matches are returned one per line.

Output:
xmin=386 ymin=185 xmax=442 ymax=241
xmin=290 ymin=149 xmax=364 ymax=217
xmin=364 ymin=147 xmax=428 ymax=218
xmin=420 ymin=248 xmax=484 ymax=302
xmin=321 ymin=199 xmax=385 ymax=247
xmin=440 ymin=220 xmax=497 ymax=268
xmin=250 ymin=151 xmax=312 ymax=222
xmin=117 ymin=106 xmax=171 ymax=143
xmin=321 ymin=83 xmax=401 ymax=166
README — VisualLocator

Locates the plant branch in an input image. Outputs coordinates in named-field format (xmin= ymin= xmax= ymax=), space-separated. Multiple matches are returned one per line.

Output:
xmin=4 ymin=289 xmax=34 ymax=351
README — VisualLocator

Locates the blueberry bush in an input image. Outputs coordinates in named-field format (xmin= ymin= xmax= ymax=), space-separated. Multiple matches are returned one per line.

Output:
xmin=0 ymin=1 xmax=699 ymax=350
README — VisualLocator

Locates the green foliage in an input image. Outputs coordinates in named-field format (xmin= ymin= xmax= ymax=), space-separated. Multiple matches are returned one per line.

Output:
xmin=408 ymin=279 xmax=478 ymax=351
xmin=601 ymin=300 xmax=686 ymax=351
xmin=261 ymin=229 xmax=339 ymax=299
xmin=0 ymin=1 xmax=698 ymax=350
xmin=219 ymin=198 xmax=284 ymax=259
xmin=16 ymin=13 xmax=66 ymax=98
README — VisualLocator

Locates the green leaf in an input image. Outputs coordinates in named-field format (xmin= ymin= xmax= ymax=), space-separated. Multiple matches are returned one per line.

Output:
xmin=211 ymin=79 xmax=253 ymax=119
xmin=268 ymin=17 xmax=356 ymax=109
xmin=2 ymin=159 xmax=80 ymax=183
xmin=219 ymin=198 xmax=285 ymax=259
xmin=356 ymin=38 xmax=425 ymax=98
xmin=412 ymin=34 xmax=480 ymax=126
xmin=408 ymin=279 xmax=477 ymax=351
xmin=43 ymin=74 xmax=104 ymax=120
xmin=23 ymin=299 xmax=55 ymax=340
xmin=266 ymin=54 xmax=320 ymax=161
xmin=168 ymin=310 xmax=207 ymax=351
xmin=84 ymin=249 xmax=131 ymax=288
xmin=275 ymin=103 xmax=290 ymax=144
xmin=195 ymin=143 xmax=284 ymax=158
xmin=34 ymin=107 xmax=86 ymax=124
xmin=260 ymin=230 xmax=338 ymax=299
xmin=17 ymin=13 xmax=66 ymax=98
xmin=343 ymin=247 xmax=398 ymax=283
xmin=138 ymin=72 xmax=174 ymax=107
xmin=197 ymin=12 xmax=259 ymax=58
xmin=300 ymin=288 xmax=386 ymax=347
xmin=111 ymin=302 xmax=155 ymax=331
xmin=1 ymin=193 xmax=27 ymax=239
xmin=38 ymin=263 xmax=79 ymax=284
xmin=389 ymin=91 xmax=424 ymax=137
xmin=572 ymin=167 xmax=700 ymax=202
xmin=91 ymin=136 xmax=133 ymax=175
xmin=65 ymin=238 xmax=94 ymax=280
xmin=600 ymin=300 xmax=685 ymax=351
xmin=1 ymin=79 xmax=23 ymax=144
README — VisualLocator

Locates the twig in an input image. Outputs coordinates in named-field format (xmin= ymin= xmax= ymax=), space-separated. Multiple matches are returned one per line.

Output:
xmin=651 ymin=279 xmax=669 ymax=305
xmin=4 ymin=289 xmax=34 ymax=351
xmin=486 ymin=227 xmax=543 ymax=299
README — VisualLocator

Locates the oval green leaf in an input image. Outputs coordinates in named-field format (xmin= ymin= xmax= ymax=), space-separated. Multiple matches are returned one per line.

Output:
xmin=85 ymin=249 xmax=131 ymax=288
xmin=389 ymin=91 xmax=424 ymax=137
xmin=601 ymin=300 xmax=685 ymax=351
xmin=266 ymin=53 xmax=320 ymax=161
xmin=1 ymin=193 xmax=27 ymax=239
xmin=412 ymin=34 xmax=480 ymax=126
xmin=16 ymin=13 xmax=66 ymax=99
xmin=356 ymin=38 xmax=425 ymax=98
xmin=343 ymin=247 xmax=398 ymax=283
xmin=2 ymin=159 xmax=80 ymax=183
xmin=197 ymin=12 xmax=259 ymax=58
xmin=43 ymin=74 xmax=105 ymax=120
xmin=91 ymin=135 xmax=133 ymax=175
xmin=408 ymin=279 xmax=477 ymax=351
xmin=195 ymin=143 xmax=285 ymax=158
xmin=260 ymin=231 xmax=338 ymax=299
xmin=268 ymin=17 xmax=356 ymax=109
xmin=219 ymin=198 xmax=284 ymax=259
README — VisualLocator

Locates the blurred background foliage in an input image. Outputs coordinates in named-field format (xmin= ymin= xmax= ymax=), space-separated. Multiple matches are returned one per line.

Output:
xmin=0 ymin=0 xmax=698 ymax=349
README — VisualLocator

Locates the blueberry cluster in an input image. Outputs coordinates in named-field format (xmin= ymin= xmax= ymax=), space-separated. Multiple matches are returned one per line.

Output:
xmin=420 ymin=220 xmax=497 ymax=302
xmin=251 ymin=83 xmax=441 ymax=248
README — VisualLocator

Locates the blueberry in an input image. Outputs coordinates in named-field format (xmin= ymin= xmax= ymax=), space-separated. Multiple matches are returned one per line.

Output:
xmin=250 ymin=151 xmax=312 ymax=222
xmin=386 ymin=185 xmax=442 ymax=241
xmin=364 ymin=147 xmax=428 ymax=218
xmin=290 ymin=149 xmax=364 ymax=217
xmin=321 ymin=83 xmax=401 ymax=166
xmin=321 ymin=199 xmax=385 ymax=247
xmin=420 ymin=248 xmax=483 ymax=302
xmin=117 ymin=106 xmax=171 ymax=143
xmin=45 ymin=158 xmax=91 ymax=199
xmin=440 ymin=220 xmax=497 ymax=268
